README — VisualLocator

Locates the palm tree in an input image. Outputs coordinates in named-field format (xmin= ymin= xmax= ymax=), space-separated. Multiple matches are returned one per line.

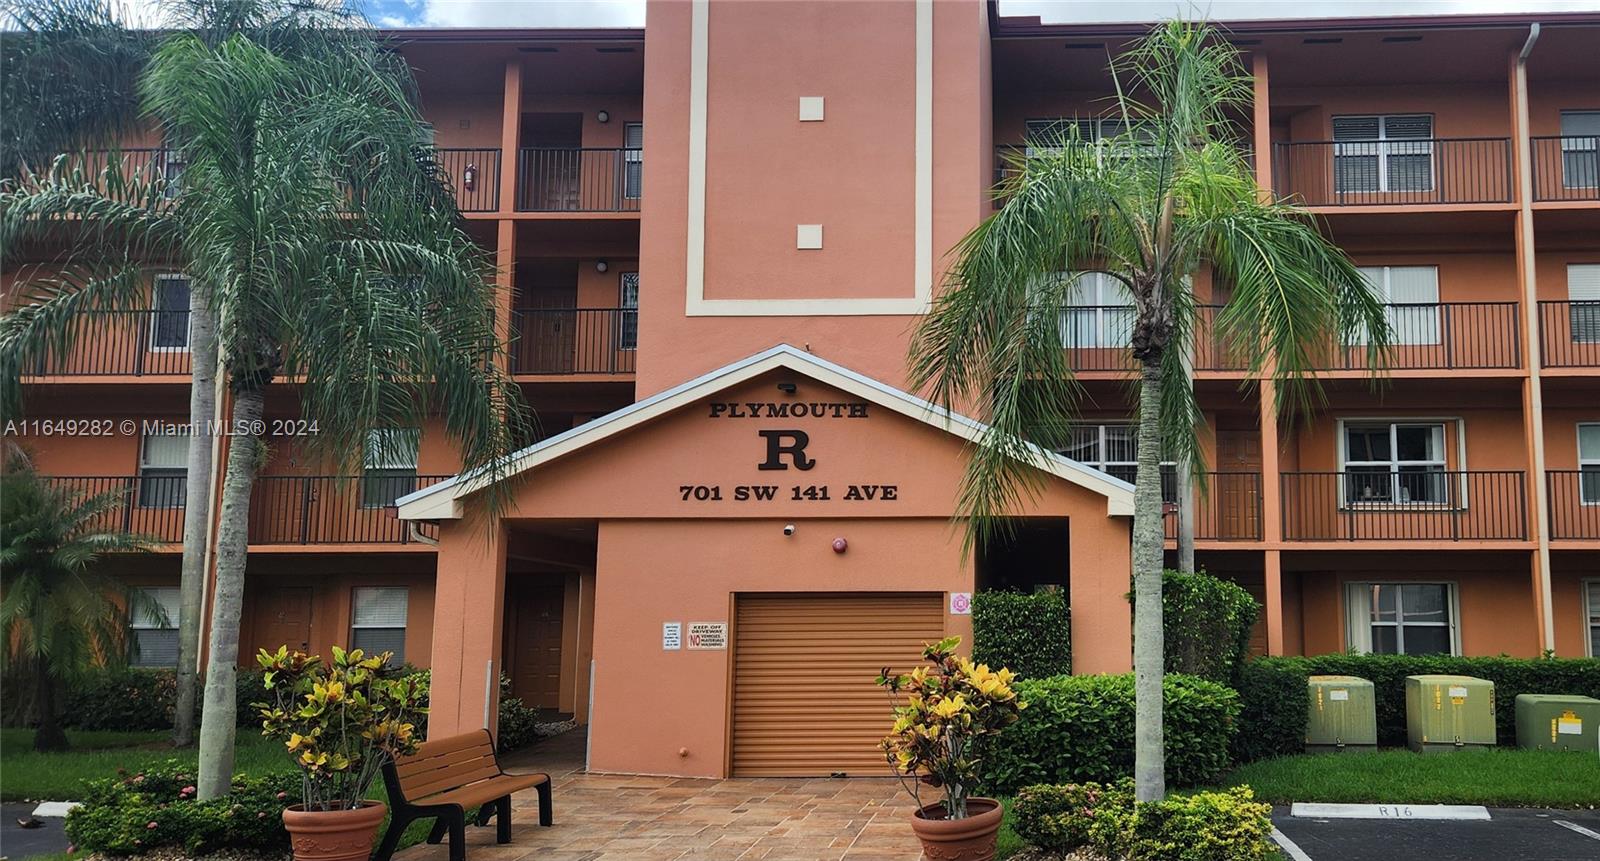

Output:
xmin=908 ymin=21 xmax=1391 ymax=801
xmin=1 ymin=1 xmax=533 ymax=798
xmin=0 ymin=447 xmax=161 ymax=751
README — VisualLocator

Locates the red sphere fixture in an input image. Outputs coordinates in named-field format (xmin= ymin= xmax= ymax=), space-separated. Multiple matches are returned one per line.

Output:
xmin=832 ymin=537 xmax=848 ymax=553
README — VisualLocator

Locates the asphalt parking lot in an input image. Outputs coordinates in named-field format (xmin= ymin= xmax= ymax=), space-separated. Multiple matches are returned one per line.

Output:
xmin=1272 ymin=807 xmax=1600 ymax=861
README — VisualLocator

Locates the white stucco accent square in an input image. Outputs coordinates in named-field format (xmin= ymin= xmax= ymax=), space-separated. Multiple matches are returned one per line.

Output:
xmin=798 ymin=96 xmax=825 ymax=121
xmin=796 ymin=224 xmax=823 ymax=249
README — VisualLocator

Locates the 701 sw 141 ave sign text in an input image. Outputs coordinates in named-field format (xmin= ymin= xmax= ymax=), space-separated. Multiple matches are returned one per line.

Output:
xmin=680 ymin=398 xmax=899 ymax=503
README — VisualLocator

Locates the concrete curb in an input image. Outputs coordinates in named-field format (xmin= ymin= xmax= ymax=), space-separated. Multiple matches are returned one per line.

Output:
xmin=1290 ymin=802 xmax=1491 ymax=820
xmin=31 ymin=801 xmax=81 ymax=818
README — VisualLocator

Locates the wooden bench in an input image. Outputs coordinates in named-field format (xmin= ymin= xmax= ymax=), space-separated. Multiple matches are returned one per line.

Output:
xmin=375 ymin=729 xmax=551 ymax=861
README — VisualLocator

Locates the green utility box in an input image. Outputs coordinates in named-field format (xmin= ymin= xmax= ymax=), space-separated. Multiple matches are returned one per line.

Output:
xmin=1515 ymin=694 xmax=1600 ymax=752
xmin=1306 ymin=675 xmax=1377 ymax=752
xmin=1405 ymin=674 xmax=1496 ymax=753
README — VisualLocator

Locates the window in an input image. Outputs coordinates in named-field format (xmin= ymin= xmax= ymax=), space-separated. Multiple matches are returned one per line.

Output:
xmin=618 ymin=272 xmax=639 ymax=350
xmin=1341 ymin=421 xmax=1449 ymax=505
xmin=129 ymin=586 xmax=180 ymax=667
xmin=622 ymin=122 xmax=643 ymax=199
xmin=160 ymin=149 xmax=186 ymax=199
xmin=1346 ymin=582 xmax=1457 ymax=655
xmin=1580 ymin=423 xmax=1600 ymax=506
xmin=361 ymin=428 xmax=419 ymax=508
xmin=1058 ymin=272 xmax=1134 ymax=349
xmin=1060 ymin=423 xmax=1177 ymax=502
xmin=150 ymin=274 xmax=191 ymax=351
xmin=1333 ymin=114 xmax=1434 ymax=193
xmin=139 ymin=431 xmax=188 ymax=508
xmin=1587 ymin=581 xmax=1600 ymax=658
xmin=1570 ymin=264 xmax=1600 ymax=345
xmin=350 ymin=587 xmax=408 ymax=662
xmin=1560 ymin=110 xmax=1599 ymax=190
xmin=1356 ymin=266 xmax=1440 ymax=345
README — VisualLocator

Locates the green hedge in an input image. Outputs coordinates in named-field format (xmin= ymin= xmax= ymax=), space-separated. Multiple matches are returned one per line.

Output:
xmin=1162 ymin=570 xmax=1259 ymax=684
xmin=1012 ymin=782 xmax=1276 ymax=861
xmin=65 ymin=759 xmax=295 ymax=856
xmin=980 ymin=673 xmax=1239 ymax=794
xmin=52 ymin=669 xmax=264 ymax=731
xmin=972 ymin=589 xmax=1071 ymax=678
xmin=1234 ymin=654 xmax=1600 ymax=760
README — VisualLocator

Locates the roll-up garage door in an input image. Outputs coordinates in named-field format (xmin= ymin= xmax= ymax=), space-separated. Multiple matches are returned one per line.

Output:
xmin=731 ymin=592 xmax=945 ymax=778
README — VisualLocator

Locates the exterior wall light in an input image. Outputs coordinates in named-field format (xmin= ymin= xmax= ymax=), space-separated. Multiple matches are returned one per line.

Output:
xmin=596 ymin=260 xmax=609 ymax=273
xmin=597 ymin=110 xmax=611 ymax=123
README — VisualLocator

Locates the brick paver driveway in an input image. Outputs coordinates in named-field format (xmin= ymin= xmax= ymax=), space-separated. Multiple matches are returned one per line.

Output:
xmin=394 ymin=730 xmax=924 ymax=861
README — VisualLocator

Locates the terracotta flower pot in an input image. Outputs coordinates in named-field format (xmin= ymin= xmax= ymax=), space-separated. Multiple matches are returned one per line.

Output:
xmin=908 ymin=797 xmax=1003 ymax=861
xmin=282 ymin=801 xmax=387 ymax=861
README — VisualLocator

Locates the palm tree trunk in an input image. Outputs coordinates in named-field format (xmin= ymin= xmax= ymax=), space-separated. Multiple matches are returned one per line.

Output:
xmin=1133 ymin=360 xmax=1167 ymax=802
xmin=174 ymin=292 xmax=218 ymax=748
xmin=33 ymin=662 xmax=68 ymax=752
xmin=196 ymin=384 xmax=264 ymax=800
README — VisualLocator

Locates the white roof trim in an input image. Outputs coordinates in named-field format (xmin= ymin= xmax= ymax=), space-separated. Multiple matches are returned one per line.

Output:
xmin=396 ymin=344 xmax=1136 ymax=521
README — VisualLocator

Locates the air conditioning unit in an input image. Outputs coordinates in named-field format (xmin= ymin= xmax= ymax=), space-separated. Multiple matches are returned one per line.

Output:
xmin=1515 ymin=694 xmax=1600 ymax=752
xmin=1306 ymin=675 xmax=1377 ymax=752
xmin=1406 ymin=674 xmax=1496 ymax=753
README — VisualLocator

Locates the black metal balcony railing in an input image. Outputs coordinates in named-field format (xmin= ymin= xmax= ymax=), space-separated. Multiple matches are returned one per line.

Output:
xmin=1537 ymin=301 xmax=1600 ymax=367
xmin=17 ymin=148 xmax=182 ymax=193
xmin=1281 ymin=470 xmax=1527 ymax=541
xmin=516 ymin=147 xmax=641 ymax=212
xmin=1531 ymin=136 xmax=1600 ymax=202
xmin=1272 ymin=138 xmax=1513 ymax=206
xmin=1048 ymin=304 xmax=1245 ymax=372
xmin=434 ymin=148 xmax=500 ymax=212
xmin=43 ymin=475 xmax=447 ymax=545
xmin=510 ymin=308 xmax=638 ymax=375
xmin=1547 ymin=470 xmax=1600 ymax=540
xmin=25 ymin=310 xmax=193 ymax=377
xmin=1317 ymin=302 xmax=1521 ymax=370
xmin=1161 ymin=471 xmax=1264 ymax=541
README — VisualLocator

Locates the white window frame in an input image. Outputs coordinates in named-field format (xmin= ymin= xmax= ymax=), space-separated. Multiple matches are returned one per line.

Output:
xmin=1345 ymin=581 xmax=1461 ymax=656
xmin=1337 ymin=419 xmax=1458 ymax=509
xmin=1060 ymin=423 xmax=1177 ymax=502
xmin=1333 ymin=114 xmax=1436 ymax=193
xmin=1353 ymin=265 xmax=1441 ymax=346
xmin=138 ymin=431 xmax=188 ymax=509
xmin=1579 ymin=422 xmax=1600 ymax=507
xmin=1057 ymin=271 xmax=1134 ymax=349
xmin=149 ymin=273 xmax=192 ymax=352
xmin=350 ymin=587 xmax=408 ymax=663
xmin=1569 ymin=264 xmax=1600 ymax=345
xmin=1585 ymin=579 xmax=1600 ymax=658
xmin=618 ymin=271 xmax=640 ymax=351
xmin=361 ymin=428 xmax=420 ymax=509
xmin=1559 ymin=110 xmax=1599 ymax=190
xmin=129 ymin=586 xmax=180 ymax=667
xmin=622 ymin=122 xmax=643 ymax=200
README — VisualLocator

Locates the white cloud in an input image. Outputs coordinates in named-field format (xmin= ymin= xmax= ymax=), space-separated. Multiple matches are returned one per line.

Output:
xmin=1000 ymin=0 xmax=1600 ymax=24
xmin=417 ymin=0 xmax=645 ymax=28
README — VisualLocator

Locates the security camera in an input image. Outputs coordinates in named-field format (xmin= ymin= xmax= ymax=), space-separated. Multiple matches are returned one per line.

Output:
xmin=783 ymin=523 xmax=796 ymax=536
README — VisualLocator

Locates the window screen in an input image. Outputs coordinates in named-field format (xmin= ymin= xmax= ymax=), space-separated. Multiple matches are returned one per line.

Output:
xmin=139 ymin=432 xmax=188 ymax=509
xmin=1560 ymin=111 xmax=1599 ymax=190
xmin=130 ymin=586 xmax=180 ymax=667
xmin=1570 ymin=264 xmax=1600 ymax=344
xmin=351 ymin=587 xmax=408 ymax=663
xmin=151 ymin=275 xmax=191 ymax=350
xmin=1333 ymin=114 xmax=1434 ymax=193
xmin=361 ymin=429 xmax=419 ymax=509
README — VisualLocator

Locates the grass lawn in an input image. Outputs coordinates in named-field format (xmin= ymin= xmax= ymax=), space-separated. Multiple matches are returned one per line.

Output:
xmin=1217 ymin=748 xmax=1600 ymax=808
xmin=0 ymin=728 xmax=291 ymax=801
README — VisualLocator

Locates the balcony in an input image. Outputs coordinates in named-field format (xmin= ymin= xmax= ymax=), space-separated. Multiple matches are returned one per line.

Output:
xmin=1547 ymin=471 xmax=1600 ymax=540
xmin=510 ymin=308 xmax=637 ymax=376
xmin=435 ymin=147 xmax=500 ymax=212
xmin=1530 ymin=136 xmax=1599 ymax=203
xmin=23 ymin=310 xmax=193 ymax=377
xmin=1314 ymin=302 xmax=1521 ymax=371
xmin=45 ymin=475 xmax=448 ymax=545
xmin=515 ymin=147 xmax=641 ymax=212
xmin=1272 ymin=138 xmax=1513 ymax=206
xmin=1537 ymin=301 xmax=1600 ymax=368
xmin=1055 ymin=305 xmax=1246 ymax=373
xmin=1161 ymin=472 xmax=1264 ymax=542
xmin=1281 ymin=470 xmax=1527 ymax=541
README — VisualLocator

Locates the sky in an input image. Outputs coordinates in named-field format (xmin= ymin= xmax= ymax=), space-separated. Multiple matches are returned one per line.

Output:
xmin=362 ymin=0 xmax=1599 ymax=30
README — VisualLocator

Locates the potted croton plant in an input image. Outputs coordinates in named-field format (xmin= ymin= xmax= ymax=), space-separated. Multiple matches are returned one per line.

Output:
xmin=877 ymin=637 xmax=1024 ymax=861
xmin=258 ymin=646 xmax=427 ymax=861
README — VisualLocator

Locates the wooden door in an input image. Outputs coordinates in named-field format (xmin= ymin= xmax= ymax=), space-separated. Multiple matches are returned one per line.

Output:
xmin=254 ymin=587 xmax=313 ymax=654
xmin=1216 ymin=431 xmax=1263 ymax=540
xmin=520 ymin=113 xmax=583 ymax=210
xmin=514 ymin=261 xmax=578 ymax=374
xmin=510 ymin=584 xmax=566 ymax=711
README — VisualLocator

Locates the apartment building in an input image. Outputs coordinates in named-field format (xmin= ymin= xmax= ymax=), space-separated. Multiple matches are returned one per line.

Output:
xmin=7 ymin=1 xmax=1598 ymax=779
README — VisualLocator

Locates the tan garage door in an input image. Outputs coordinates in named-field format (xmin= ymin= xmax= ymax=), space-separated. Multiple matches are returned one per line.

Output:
xmin=731 ymin=592 xmax=945 ymax=778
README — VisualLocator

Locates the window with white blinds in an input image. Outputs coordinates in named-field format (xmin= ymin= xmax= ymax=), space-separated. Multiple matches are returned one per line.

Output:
xmin=1355 ymin=266 xmax=1440 ymax=345
xmin=130 ymin=586 xmax=180 ymax=667
xmin=1346 ymin=582 xmax=1458 ymax=656
xmin=151 ymin=274 xmax=191 ymax=350
xmin=1058 ymin=272 xmax=1135 ymax=348
xmin=350 ymin=587 xmax=408 ymax=663
xmin=1569 ymin=264 xmax=1600 ymax=344
xmin=1333 ymin=114 xmax=1434 ymax=193
xmin=361 ymin=428 xmax=419 ymax=509
xmin=1560 ymin=111 xmax=1599 ymax=190
xmin=1059 ymin=423 xmax=1178 ymax=502
xmin=139 ymin=432 xmax=188 ymax=509
xmin=623 ymin=122 xmax=643 ymax=199
xmin=1580 ymin=423 xmax=1600 ymax=506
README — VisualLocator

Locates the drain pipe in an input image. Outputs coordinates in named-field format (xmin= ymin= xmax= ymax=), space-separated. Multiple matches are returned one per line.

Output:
xmin=1514 ymin=22 xmax=1555 ymax=653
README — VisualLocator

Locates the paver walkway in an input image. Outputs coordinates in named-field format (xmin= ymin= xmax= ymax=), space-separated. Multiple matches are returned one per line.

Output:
xmin=393 ymin=730 xmax=924 ymax=861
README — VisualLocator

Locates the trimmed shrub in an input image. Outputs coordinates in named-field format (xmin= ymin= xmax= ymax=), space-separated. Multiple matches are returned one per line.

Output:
xmin=1162 ymin=569 xmax=1260 ymax=684
xmin=1011 ymin=780 xmax=1133 ymax=854
xmin=53 ymin=668 xmax=265 ymax=731
xmin=1011 ymin=783 xmax=1275 ymax=861
xmin=971 ymin=589 xmax=1071 ymax=679
xmin=979 ymin=673 xmax=1239 ymax=794
xmin=65 ymin=759 xmax=295 ymax=856
xmin=1233 ymin=654 xmax=1600 ymax=759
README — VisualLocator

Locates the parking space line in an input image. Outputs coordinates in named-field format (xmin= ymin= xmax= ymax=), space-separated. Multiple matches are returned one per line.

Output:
xmin=1272 ymin=827 xmax=1315 ymax=861
xmin=1554 ymin=820 xmax=1600 ymax=841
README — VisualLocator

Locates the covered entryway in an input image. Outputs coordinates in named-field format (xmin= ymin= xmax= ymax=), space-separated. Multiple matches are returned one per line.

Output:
xmin=730 ymin=592 xmax=942 ymax=777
